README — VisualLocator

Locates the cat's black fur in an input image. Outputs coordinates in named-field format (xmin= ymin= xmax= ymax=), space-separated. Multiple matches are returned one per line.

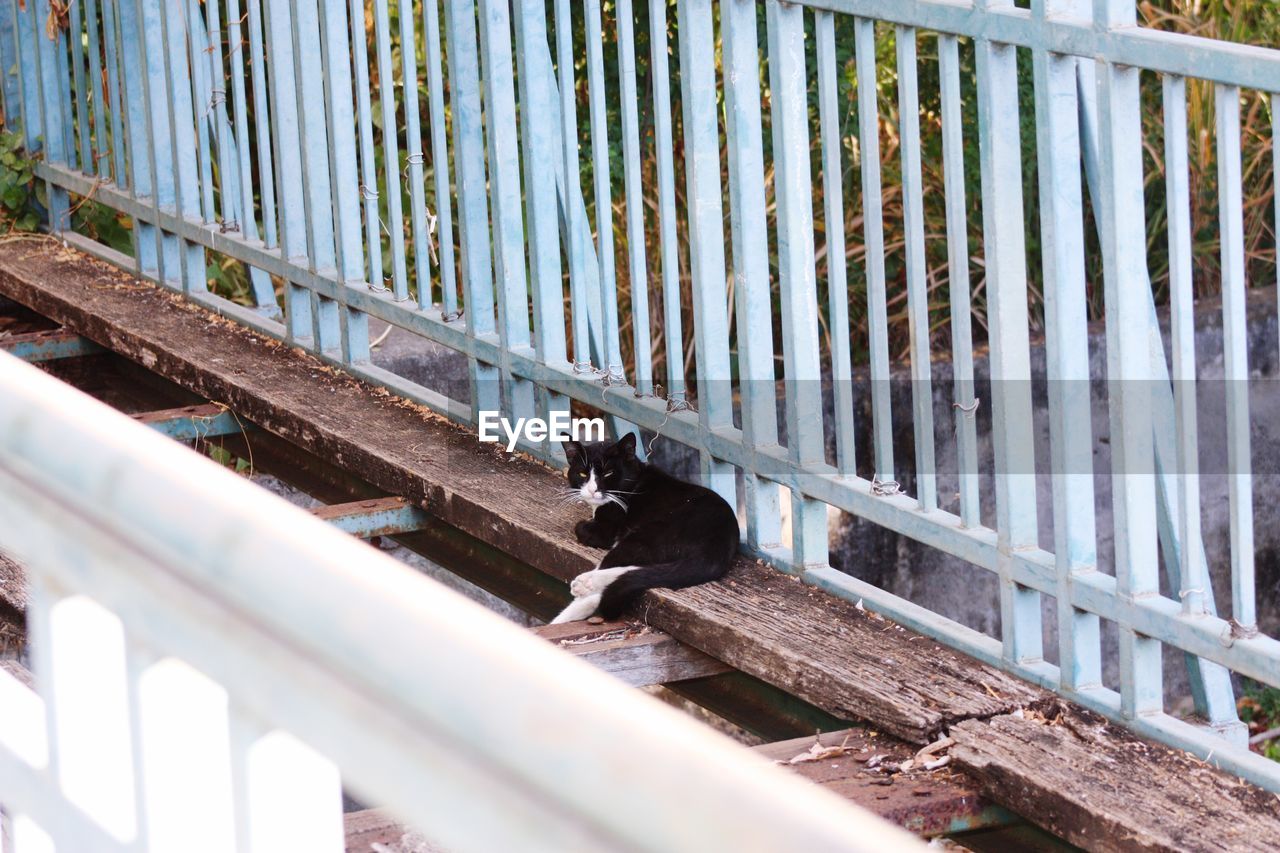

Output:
xmin=563 ymin=433 xmax=739 ymax=619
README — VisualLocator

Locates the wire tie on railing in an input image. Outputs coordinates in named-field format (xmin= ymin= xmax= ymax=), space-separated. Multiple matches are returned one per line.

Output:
xmin=358 ymin=184 xmax=398 ymax=243
xmin=1229 ymin=618 xmax=1259 ymax=641
xmin=1177 ymin=587 xmax=1204 ymax=599
xmin=425 ymin=206 xmax=439 ymax=265
xmin=953 ymin=397 xmax=980 ymax=414
xmin=442 ymin=308 xmax=464 ymax=322
xmin=207 ymin=87 xmax=226 ymax=116
xmin=403 ymin=151 xmax=425 ymax=180
xmin=871 ymin=477 xmax=901 ymax=498
xmin=367 ymin=278 xmax=391 ymax=294
xmin=646 ymin=392 xmax=694 ymax=456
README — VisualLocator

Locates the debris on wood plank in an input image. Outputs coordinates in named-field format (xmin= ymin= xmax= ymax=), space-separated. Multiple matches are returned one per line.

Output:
xmin=951 ymin=701 xmax=1280 ymax=853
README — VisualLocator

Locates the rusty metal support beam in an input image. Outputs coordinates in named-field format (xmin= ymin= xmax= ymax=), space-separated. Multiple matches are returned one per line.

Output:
xmin=0 ymin=328 xmax=102 ymax=362
xmin=131 ymin=402 xmax=251 ymax=442
xmin=310 ymin=497 xmax=432 ymax=540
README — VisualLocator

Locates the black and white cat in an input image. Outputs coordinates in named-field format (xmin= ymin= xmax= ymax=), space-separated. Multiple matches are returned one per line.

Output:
xmin=550 ymin=433 xmax=739 ymax=624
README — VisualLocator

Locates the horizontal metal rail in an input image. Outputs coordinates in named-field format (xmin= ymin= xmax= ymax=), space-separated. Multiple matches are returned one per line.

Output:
xmin=3 ymin=0 xmax=1279 ymax=798
xmin=0 ymin=351 xmax=921 ymax=850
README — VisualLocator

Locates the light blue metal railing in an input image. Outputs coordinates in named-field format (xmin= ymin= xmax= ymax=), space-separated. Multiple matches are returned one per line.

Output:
xmin=2 ymin=0 xmax=1279 ymax=792
xmin=0 ymin=351 xmax=921 ymax=850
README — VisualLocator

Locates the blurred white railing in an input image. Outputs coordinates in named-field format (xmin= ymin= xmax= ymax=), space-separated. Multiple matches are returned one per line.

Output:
xmin=0 ymin=351 xmax=920 ymax=852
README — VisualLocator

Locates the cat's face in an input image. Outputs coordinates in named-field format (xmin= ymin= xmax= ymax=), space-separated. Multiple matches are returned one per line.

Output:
xmin=562 ymin=433 xmax=639 ymax=509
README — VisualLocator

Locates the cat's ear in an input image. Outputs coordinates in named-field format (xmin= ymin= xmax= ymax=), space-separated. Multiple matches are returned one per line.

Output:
xmin=615 ymin=431 xmax=637 ymax=459
xmin=562 ymin=440 xmax=584 ymax=463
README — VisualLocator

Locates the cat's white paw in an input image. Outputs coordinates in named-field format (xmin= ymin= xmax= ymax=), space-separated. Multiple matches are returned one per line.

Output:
xmin=570 ymin=570 xmax=608 ymax=597
xmin=570 ymin=566 xmax=639 ymax=598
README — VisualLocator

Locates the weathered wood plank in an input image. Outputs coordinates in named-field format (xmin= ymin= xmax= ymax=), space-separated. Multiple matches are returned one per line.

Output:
xmin=344 ymin=808 xmax=442 ymax=852
xmin=752 ymin=729 xmax=1013 ymax=837
xmin=951 ymin=703 xmax=1280 ymax=852
xmin=532 ymin=621 xmax=730 ymax=686
xmin=0 ymin=242 xmax=1043 ymax=746
xmin=0 ymin=660 xmax=32 ymax=689
xmin=0 ymin=550 xmax=27 ymax=616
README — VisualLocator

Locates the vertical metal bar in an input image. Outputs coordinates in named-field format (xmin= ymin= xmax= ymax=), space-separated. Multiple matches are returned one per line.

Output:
xmin=722 ymin=0 xmax=781 ymax=552
xmin=854 ymin=18 xmax=893 ymax=483
xmin=25 ymin=578 xmax=63 ymax=802
xmin=895 ymin=25 xmax=937 ymax=511
xmin=975 ymin=1 xmax=1042 ymax=665
xmin=512 ymin=0 xmax=570 ymax=461
xmin=349 ymin=0 xmax=384 ymax=295
xmin=765 ymin=0 xmax=826 ymax=567
xmin=677 ymin=0 xmax=734 ymax=506
xmin=115 ymin=0 xmax=159 ymax=274
xmin=161 ymin=0 xmax=209 ymax=295
xmin=247 ymin=0 xmax=277 ymax=249
xmin=424 ymin=0 xmax=458 ymax=317
xmin=816 ymin=10 xmax=855 ymax=479
xmin=290 ymin=0 xmax=341 ymax=354
xmin=1094 ymin=0 xmax=1160 ymax=717
xmin=371 ymin=0 xmax=408 ymax=302
xmin=938 ymin=34 xmax=980 ymax=527
xmin=32 ymin=0 xmax=70 ymax=230
xmin=12 ymin=0 xmax=41 ymax=152
xmin=136 ymin=0 xmax=181 ymax=281
xmin=84 ymin=0 xmax=111 ymax=182
xmin=0 ymin=0 xmax=20 ymax=128
xmin=584 ymin=0 xmax=623 ymax=381
xmin=616 ymin=0 xmax=652 ymax=396
xmin=554 ymin=0 xmax=591 ymax=371
xmin=225 ymin=0 xmax=278 ymax=311
xmin=261 ymin=0 xmax=313 ymax=343
xmin=1215 ymin=82 xmax=1256 ymax=636
xmin=185 ymin=0 xmax=215 ymax=220
xmin=1031 ymin=0 xmax=1101 ymax=691
xmin=123 ymin=637 xmax=156 ymax=851
xmin=445 ymin=0 xmax=501 ymax=418
xmin=397 ymin=0 xmax=433 ymax=309
xmin=205 ymin=0 xmax=239 ymax=229
xmin=648 ymin=0 xmax=683 ymax=403
xmin=101 ymin=0 xmax=128 ymax=188
xmin=477 ymin=0 xmax=537 ymax=425
xmin=318 ymin=0 xmax=369 ymax=362
xmin=67 ymin=0 xmax=93 ymax=173
xmin=52 ymin=3 xmax=76 ymax=169
xmin=1163 ymin=75 xmax=1203 ymax=619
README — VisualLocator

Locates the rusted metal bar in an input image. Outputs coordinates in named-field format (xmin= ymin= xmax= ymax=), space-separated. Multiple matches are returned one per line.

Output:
xmin=130 ymin=403 xmax=249 ymax=442
xmin=0 ymin=329 xmax=102 ymax=362
xmin=309 ymin=497 xmax=431 ymax=540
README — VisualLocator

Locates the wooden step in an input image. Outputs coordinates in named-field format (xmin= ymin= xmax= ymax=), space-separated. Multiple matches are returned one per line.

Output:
xmin=532 ymin=620 xmax=729 ymax=687
xmin=952 ymin=703 xmax=1280 ymax=853
xmin=752 ymin=729 xmax=1012 ymax=838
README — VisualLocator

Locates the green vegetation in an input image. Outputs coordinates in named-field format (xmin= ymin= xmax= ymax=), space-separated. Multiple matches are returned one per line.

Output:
xmin=1239 ymin=681 xmax=1280 ymax=762
xmin=0 ymin=127 xmax=40 ymax=234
